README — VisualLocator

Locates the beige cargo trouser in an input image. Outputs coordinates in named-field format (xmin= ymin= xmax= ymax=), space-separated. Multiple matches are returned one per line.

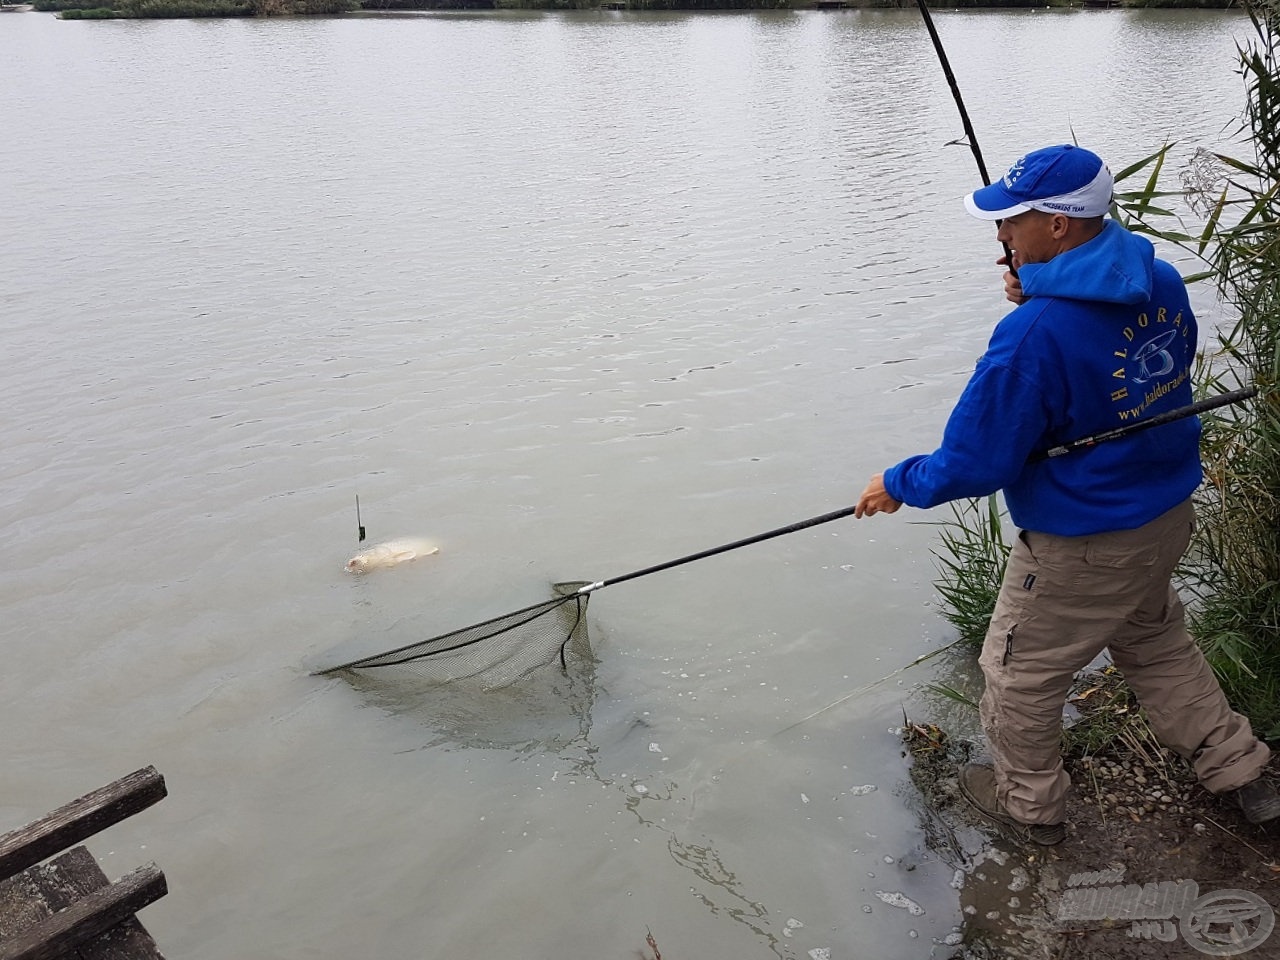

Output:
xmin=979 ymin=498 xmax=1271 ymax=825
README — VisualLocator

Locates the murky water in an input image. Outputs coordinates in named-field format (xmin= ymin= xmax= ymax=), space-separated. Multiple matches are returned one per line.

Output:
xmin=0 ymin=7 xmax=1250 ymax=957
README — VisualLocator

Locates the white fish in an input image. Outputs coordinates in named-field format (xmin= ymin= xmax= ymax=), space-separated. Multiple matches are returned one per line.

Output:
xmin=345 ymin=538 xmax=440 ymax=574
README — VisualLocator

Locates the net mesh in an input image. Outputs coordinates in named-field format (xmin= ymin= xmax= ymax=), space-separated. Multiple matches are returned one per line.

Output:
xmin=316 ymin=581 xmax=593 ymax=689
xmin=343 ymin=652 xmax=598 ymax=752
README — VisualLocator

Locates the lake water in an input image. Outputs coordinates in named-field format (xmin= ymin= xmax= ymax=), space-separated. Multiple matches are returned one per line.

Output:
xmin=0 ymin=7 xmax=1252 ymax=957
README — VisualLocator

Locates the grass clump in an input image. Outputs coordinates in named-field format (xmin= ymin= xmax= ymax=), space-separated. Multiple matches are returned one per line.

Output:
xmin=1060 ymin=667 xmax=1164 ymax=763
xmin=930 ymin=497 xmax=1009 ymax=647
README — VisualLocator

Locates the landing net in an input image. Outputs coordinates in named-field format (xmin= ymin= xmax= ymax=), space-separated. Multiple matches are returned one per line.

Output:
xmin=316 ymin=581 xmax=592 ymax=689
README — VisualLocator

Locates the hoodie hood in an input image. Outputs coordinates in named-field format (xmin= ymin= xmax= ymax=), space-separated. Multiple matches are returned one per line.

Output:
xmin=1016 ymin=218 xmax=1155 ymax=305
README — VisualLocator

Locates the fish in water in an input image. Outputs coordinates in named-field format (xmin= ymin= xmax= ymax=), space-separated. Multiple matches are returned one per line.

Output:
xmin=345 ymin=538 xmax=440 ymax=574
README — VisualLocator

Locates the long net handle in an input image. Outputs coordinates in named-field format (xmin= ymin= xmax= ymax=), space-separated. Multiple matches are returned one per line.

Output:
xmin=590 ymin=505 xmax=860 ymax=592
xmin=589 ymin=389 xmax=1258 ymax=592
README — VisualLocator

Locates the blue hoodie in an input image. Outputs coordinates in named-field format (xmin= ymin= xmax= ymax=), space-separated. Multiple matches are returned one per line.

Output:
xmin=883 ymin=219 xmax=1202 ymax=536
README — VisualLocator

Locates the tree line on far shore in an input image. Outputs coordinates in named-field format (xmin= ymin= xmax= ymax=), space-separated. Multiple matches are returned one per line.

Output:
xmin=40 ymin=0 xmax=1238 ymax=22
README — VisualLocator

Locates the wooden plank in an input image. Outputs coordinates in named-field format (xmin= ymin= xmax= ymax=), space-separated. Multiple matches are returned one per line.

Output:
xmin=22 ymin=846 xmax=106 ymax=913
xmin=55 ymin=848 xmax=164 ymax=960
xmin=0 ymin=769 xmax=166 ymax=881
xmin=0 ymin=872 xmax=53 ymax=943
xmin=35 ymin=847 xmax=165 ymax=960
xmin=0 ymin=863 xmax=166 ymax=960
xmin=0 ymin=848 xmax=166 ymax=960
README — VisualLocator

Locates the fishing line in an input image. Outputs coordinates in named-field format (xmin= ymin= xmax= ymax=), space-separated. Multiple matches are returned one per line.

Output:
xmin=914 ymin=0 xmax=1016 ymax=273
xmin=769 ymin=635 xmax=968 ymax=740
xmin=682 ymin=635 xmax=974 ymax=822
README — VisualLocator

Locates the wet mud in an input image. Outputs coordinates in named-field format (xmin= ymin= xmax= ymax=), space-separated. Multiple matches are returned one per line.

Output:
xmin=905 ymin=721 xmax=1280 ymax=959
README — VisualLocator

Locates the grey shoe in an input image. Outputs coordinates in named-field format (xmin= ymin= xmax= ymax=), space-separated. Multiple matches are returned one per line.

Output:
xmin=1229 ymin=777 xmax=1280 ymax=825
xmin=957 ymin=763 xmax=1065 ymax=846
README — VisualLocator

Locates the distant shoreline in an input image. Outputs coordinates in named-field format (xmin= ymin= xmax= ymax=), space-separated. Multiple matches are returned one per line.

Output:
xmin=31 ymin=0 xmax=1242 ymax=20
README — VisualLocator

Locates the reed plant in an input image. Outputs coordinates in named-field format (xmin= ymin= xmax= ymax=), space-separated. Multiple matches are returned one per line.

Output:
xmin=1178 ymin=0 xmax=1280 ymax=737
xmin=932 ymin=0 xmax=1280 ymax=741
xmin=1114 ymin=0 xmax=1280 ymax=737
xmin=929 ymin=497 xmax=1010 ymax=647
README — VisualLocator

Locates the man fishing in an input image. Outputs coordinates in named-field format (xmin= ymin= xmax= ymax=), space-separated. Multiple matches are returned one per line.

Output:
xmin=854 ymin=144 xmax=1279 ymax=845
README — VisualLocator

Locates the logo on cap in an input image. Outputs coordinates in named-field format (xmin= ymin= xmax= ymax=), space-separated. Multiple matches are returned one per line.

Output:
xmin=1003 ymin=156 xmax=1027 ymax=190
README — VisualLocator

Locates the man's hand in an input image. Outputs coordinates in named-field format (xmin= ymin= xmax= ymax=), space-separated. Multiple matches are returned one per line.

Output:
xmin=856 ymin=473 xmax=902 ymax=518
xmin=997 ymin=254 xmax=1028 ymax=305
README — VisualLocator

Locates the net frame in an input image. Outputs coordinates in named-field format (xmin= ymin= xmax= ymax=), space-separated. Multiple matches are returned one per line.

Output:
xmin=315 ymin=582 xmax=591 ymax=679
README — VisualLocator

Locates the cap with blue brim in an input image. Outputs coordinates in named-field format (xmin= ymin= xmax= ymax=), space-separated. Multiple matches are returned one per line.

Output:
xmin=965 ymin=144 xmax=1114 ymax=220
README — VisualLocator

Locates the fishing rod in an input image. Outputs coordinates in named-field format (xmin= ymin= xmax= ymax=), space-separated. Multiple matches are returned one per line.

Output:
xmin=913 ymin=0 xmax=1016 ymax=272
xmin=565 ymin=388 xmax=1256 ymax=599
xmin=914 ymin=0 xmax=992 ymax=186
xmin=1031 ymin=385 xmax=1257 ymax=462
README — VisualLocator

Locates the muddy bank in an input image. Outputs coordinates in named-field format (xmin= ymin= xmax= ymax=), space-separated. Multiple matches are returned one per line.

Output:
xmin=905 ymin=720 xmax=1280 ymax=958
